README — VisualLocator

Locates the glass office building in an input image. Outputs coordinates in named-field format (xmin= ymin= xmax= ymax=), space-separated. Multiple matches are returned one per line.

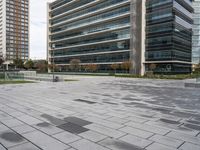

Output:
xmin=48 ymin=0 xmax=194 ymax=74
xmin=0 ymin=0 xmax=29 ymax=62
xmin=145 ymin=0 xmax=193 ymax=73
xmin=47 ymin=0 xmax=146 ymax=74
xmin=192 ymin=0 xmax=200 ymax=64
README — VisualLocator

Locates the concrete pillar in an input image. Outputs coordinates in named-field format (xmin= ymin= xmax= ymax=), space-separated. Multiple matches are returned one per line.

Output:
xmin=130 ymin=0 xmax=146 ymax=76
xmin=6 ymin=64 xmax=8 ymax=70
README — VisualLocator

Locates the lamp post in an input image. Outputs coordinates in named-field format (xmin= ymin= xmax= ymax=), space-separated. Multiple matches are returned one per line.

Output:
xmin=52 ymin=44 xmax=55 ymax=82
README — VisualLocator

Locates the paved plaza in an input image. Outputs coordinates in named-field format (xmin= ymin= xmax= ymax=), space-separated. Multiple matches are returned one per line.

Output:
xmin=0 ymin=76 xmax=200 ymax=150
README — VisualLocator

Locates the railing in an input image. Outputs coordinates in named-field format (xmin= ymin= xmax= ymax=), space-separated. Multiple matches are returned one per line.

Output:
xmin=196 ymin=77 xmax=200 ymax=83
xmin=0 ymin=72 xmax=24 ymax=80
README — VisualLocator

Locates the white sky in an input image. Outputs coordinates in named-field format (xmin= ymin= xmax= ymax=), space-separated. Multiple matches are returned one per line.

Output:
xmin=30 ymin=0 xmax=54 ymax=60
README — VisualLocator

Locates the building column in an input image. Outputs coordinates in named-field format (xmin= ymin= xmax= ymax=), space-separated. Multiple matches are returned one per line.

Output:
xmin=130 ymin=0 xmax=146 ymax=76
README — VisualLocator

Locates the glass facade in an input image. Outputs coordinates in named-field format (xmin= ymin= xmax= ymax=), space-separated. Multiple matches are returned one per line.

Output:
xmin=145 ymin=0 xmax=193 ymax=73
xmin=192 ymin=0 xmax=200 ymax=64
xmin=48 ymin=0 xmax=131 ymax=72
xmin=48 ymin=0 xmax=194 ymax=74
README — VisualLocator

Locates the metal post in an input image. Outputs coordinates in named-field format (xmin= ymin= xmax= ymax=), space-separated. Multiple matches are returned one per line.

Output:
xmin=52 ymin=44 xmax=55 ymax=82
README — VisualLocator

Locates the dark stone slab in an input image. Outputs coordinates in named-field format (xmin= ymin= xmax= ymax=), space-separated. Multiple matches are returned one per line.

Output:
xmin=59 ymin=92 xmax=68 ymax=95
xmin=171 ymin=111 xmax=193 ymax=118
xmin=103 ymin=102 xmax=118 ymax=105
xmin=184 ymin=123 xmax=200 ymax=131
xmin=140 ymin=114 xmax=154 ymax=118
xmin=40 ymin=114 xmax=66 ymax=126
xmin=63 ymin=117 xmax=92 ymax=126
xmin=0 ymin=132 xmax=24 ymax=142
xmin=36 ymin=122 xmax=51 ymax=127
xmin=152 ymin=107 xmax=172 ymax=114
xmin=57 ymin=122 xmax=89 ymax=134
xmin=186 ymin=120 xmax=200 ymax=125
xmin=122 ymin=97 xmax=140 ymax=101
xmin=99 ymin=138 xmax=143 ymax=150
xmin=159 ymin=118 xmax=180 ymax=125
xmin=74 ymin=99 xmax=96 ymax=104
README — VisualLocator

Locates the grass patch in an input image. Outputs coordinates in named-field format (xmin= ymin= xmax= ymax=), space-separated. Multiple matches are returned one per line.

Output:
xmin=0 ymin=80 xmax=35 ymax=85
xmin=64 ymin=79 xmax=79 ymax=82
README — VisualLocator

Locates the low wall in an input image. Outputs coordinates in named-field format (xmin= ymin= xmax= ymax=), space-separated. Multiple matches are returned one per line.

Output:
xmin=185 ymin=83 xmax=200 ymax=88
xmin=19 ymin=71 xmax=37 ymax=77
xmin=19 ymin=71 xmax=64 ymax=82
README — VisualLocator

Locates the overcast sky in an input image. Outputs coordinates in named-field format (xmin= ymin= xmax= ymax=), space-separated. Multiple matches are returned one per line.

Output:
xmin=30 ymin=0 xmax=54 ymax=60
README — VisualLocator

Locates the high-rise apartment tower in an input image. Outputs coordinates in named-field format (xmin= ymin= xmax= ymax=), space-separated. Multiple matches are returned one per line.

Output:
xmin=0 ymin=0 xmax=29 ymax=62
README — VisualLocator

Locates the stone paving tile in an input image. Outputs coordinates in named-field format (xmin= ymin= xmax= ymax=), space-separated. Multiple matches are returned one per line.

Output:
xmin=0 ymin=130 xmax=27 ymax=148
xmin=1 ymin=119 xmax=24 ymax=128
xmin=53 ymin=131 xmax=82 ymax=144
xmin=149 ymin=134 xmax=184 ymax=148
xmin=125 ymin=116 xmax=148 ymax=124
xmin=70 ymin=139 xmax=109 ymax=150
xmin=159 ymin=118 xmax=181 ymax=125
xmin=105 ymin=116 xmax=130 ymax=124
xmin=166 ymin=131 xmax=200 ymax=146
xmin=119 ymin=134 xmax=153 ymax=148
xmin=125 ymin=121 xmax=170 ymax=135
xmin=85 ymin=116 xmax=124 ymax=129
xmin=0 ymin=144 xmax=6 ymax=150
xmin=57 ymin=122 xmax=89 ymax=134
xmin=33 ymin=122 xmax=64 ymax=135
xmin=12 ymin=124 xmax=36 ymax=134
xmin=183 ymin=123 xmax=200 ymax=131
xmin=64 ymin=117 xmax=92 ymax=126
xmin=99 ymin=138 xmax=144 ymax=150
xmin=79 ymin=130 xmax=107 ymax=142
xmin=145 ymin=120 xmax=199 ymax=136
xmin=119 ymin=126 xmax=154 ymax=138
xmin=146 ymin=142 xmax=176 ymax=150
xmin=0 ymin=113 xmax=13 ymax=121
xmin=86 ymin=112 xmax=112 ymax=119
xmin=1 ymin=78 xmax=200 ymax=149
xmin=16 ymin=115 xmax=43 ymax=125
xmin=8 ymin=142 xmax=40 ymax=150
xmin=40 ymin=114 xmax=67 ymax=126
xmin=178 ymin=142 xmax=200 ymax=150
xmin=7 ymin=111 xmax=25 ymax=117
xmin=85 ymin=124 xmax=126 ymax=138
xmin=0 ymin=124 xmax=9 ymax=132
xmin=0 ymin=106 xmax=17 ymax=114
xmin=23 ymin=130 xmax=70 ymax=150
xmin=106 ymin=112 xmax=128 ymax=119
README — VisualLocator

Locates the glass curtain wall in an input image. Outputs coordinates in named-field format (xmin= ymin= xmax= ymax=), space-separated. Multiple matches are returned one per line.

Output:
xmin=192 ymin=0 xmax=200 ymax=64
xmin=146 ymin=0 xmax=193 ymax=73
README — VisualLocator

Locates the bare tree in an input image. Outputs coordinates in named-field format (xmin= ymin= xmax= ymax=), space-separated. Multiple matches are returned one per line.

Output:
xmin=13 ymin=59 xmax=24 ymax=69
xmin=48 ymin=64 xmax=58 ymax=72
xmin=87 ymin=64 xmax=98 ymax=73
xmin=111 ymin=64 xmax=119 ymax=74
xmin=24 ymin=59 xmax=34 ymax=70
xmin=35 ymin=60 xmax=48 ymax=73
xmin=70 ymin=59 xmax=81 ymax=72
xmin=121 ymin=61 xmax=132 ymax=73
xmin=149 ymin=63 xmax=157 ymax=71
xmin=193 ymin=63 xmax=200 ymax=74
